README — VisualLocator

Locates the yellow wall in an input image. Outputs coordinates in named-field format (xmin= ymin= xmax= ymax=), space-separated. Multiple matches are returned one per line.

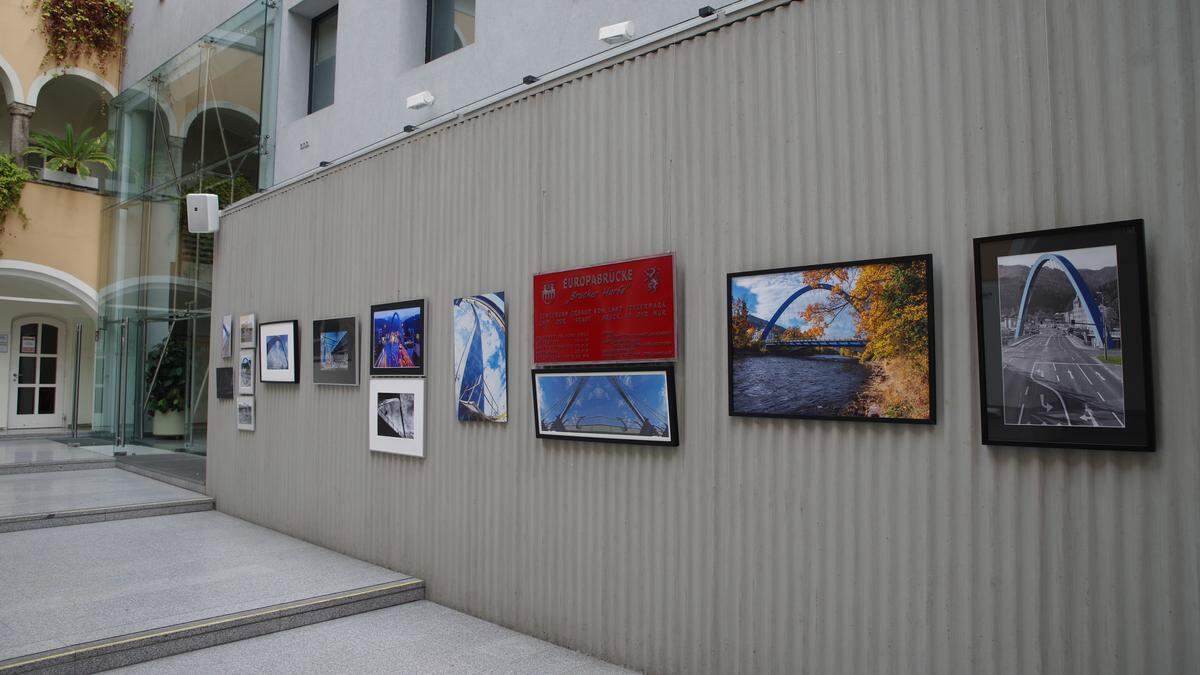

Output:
xmin=0 ymin=2 xmax=121 ymax=104
xmin=2 ymin=182 xmax=103 ymax=291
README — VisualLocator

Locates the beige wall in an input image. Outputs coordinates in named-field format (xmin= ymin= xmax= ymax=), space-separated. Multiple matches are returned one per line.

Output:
xmin=0 ymin=2 xmax=120 ymax=107
xmin=2 ymin=182 xmax=103 ymax=292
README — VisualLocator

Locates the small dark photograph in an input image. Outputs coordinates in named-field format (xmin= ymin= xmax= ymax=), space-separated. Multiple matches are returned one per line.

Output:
xmin=313 ymin=316 xmax=358 ymax=386
xmin=377 ymin=392 xmax=416 ymax=439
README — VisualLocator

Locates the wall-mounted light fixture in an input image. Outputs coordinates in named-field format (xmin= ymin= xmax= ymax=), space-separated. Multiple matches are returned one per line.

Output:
xmin=406 ymin=91 xmax=435 ymax=110
xmin=599 ymin=20 xmax=635 ymax=45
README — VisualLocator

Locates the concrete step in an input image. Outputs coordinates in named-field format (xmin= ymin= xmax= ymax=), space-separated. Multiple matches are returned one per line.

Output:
xmin=0 ymin=579 xmax=425 ymax=674
xmin=0 ymin=439 xmax=115 ymax=475
xmin=0 ymin=511 xmax=423 ymax=673
xmin=0 ymin=457 xmax=116 ymax=476
xmin=0 ymin=469 xmax=210 ymax=533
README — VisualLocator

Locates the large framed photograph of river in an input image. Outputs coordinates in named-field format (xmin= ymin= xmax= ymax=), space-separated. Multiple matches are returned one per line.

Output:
xmin=973 ymin=220 xmax=1154 ymax=451
xmin=727 ymin=254 xmax=935 ymax=423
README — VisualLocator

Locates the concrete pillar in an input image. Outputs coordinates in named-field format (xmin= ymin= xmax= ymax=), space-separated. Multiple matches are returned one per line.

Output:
xmin=7 ymin=103 xmax=36 ymax=168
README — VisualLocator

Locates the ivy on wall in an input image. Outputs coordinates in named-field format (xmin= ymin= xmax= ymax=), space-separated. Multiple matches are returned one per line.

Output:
xmin=32 ymin=0 xmax=132 ymax=72
xmin=0 ymin=155 xmax=34 ymax=257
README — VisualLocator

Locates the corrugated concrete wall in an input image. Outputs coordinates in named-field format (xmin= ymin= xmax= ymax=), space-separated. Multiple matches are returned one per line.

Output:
xmin=210 ymin=1 xmax=1200 ymax=672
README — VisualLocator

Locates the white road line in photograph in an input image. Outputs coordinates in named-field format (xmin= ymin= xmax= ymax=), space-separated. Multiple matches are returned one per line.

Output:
xmin=1068 ymin=369 xmax=1075 ymax=380
xmin=1096 ymin=390 xmax=1105 ymax=402
xmin=1075 ymin=364 xmax=1093 ymax=385
xmin=1092 ymin=367 xmax=1106 ymax=382
xmin=1041 ymin=381 xmax=1073 ymax=426
xmin=1111 ymin=411 xmax=1124 ymax=425
xmin=1018 ymin=402 xmax=1025 ymax=424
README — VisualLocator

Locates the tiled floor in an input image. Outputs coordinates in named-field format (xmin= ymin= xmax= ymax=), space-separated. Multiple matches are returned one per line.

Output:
xmin=0 ymin=510 xmax=415 ymax=661
xmin=111 ymin=600 xmax=632 ymax=674
xmin=0 ymin=468 xmax=202 ymax=518
xmin=0 ymin=438 xmax=109 ymax=465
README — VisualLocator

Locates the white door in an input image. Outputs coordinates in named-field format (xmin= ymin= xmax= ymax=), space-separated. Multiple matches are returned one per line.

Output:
xmin=8 ymin=318 xmax=66 ymax=429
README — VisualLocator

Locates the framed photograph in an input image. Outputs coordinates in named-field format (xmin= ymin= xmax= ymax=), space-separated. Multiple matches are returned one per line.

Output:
xmin=973 ymin=220 xmax=1154 ymax=451
xmin=259 ymin=320 xmax=300 ymax=383
xmin=532 ymin=364 xmax=679 ymax=446
xmin=220 ymin=315 xmax=233 ymax=358
xmin=238 ymin=349 xmax=255 ymax=395
xmin=369 ymin=377 xmax=425 ymax=457
xmin=239 ymin=314 xmax=256 ymax=348
xmin=453 ymin=292 xmax=507 ymax=422
xmin=370 ymin=300 xmax=424 ymax=376
xmin=313 ymin=316 xmax=358 ymax=386
xmin=237 ymin=396 xmax=255 ymax=431
xmin=215 ymin=367 xmax=234 ymax=400
xmin=727 ymin=254 xmax=935 ymax=423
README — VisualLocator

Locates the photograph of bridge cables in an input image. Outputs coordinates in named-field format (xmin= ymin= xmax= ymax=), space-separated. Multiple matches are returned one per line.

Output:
xmin=973 ymin=220 xmax=1154 ymax=451
xmin=453 ymin=293 xmax=507 ymax=423
xmin=727 ymin=254 xmax=935 ymax=423
xmin=532 ymin=365 xmax=679 ymax=446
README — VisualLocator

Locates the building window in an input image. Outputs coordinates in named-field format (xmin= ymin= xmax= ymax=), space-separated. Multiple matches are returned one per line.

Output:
xmin=308 ymin=6 xmax=338 ymax=114
xmin=426 ymin=0 xmax=475 ymax=62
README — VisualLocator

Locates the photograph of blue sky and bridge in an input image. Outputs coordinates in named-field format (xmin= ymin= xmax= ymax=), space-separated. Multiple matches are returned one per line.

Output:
xmin=996 ymin=245 xmax=1125 ymax=427
xmin=453 ymin=293 xmax=507 ymax=423
xmin=728 ymin=257 xmax=932 ymax=421
xmin=534 ymin=370 xmax=675 ymax=444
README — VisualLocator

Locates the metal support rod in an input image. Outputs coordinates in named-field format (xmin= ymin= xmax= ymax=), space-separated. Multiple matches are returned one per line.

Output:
xmin=71 ymin=323 xmax=82 ymax=438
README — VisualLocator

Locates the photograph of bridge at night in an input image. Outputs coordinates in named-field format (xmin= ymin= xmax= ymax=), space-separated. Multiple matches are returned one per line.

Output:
xmin=996 ymin=245 xmax=1125 ymax=427
xmin=370 ymin=300 xmax=424 ymax=376
xmin=727 ymin=255 xmax=933 ymax=422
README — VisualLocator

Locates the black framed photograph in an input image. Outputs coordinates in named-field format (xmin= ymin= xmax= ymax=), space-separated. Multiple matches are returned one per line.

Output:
xmin=727 ymin=254 xmax=935 ymax=423
xmin=215 ymin=367 xmax=234 ymax=400
xmin=531 ymin=364 xmax=679 ymax=446
xmin=313 ymin=316 xmax=358 ymax=386
xmin=370 ymin=300 xmax=424 ymax=376
xmin=259 ymin=320 xmax=300 ymax=383
xmin=973 ymin=220 xmax=1154 ymax=451
xmin=237 ymin=396 xmax=255 ymax=432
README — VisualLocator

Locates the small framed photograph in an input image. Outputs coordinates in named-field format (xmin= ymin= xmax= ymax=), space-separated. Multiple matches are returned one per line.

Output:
xmin=727 ymin=254 xmax=935 ymax=423
xmin=370 ymin=300 xmax=425 ymax=376
xmin=237 ymin=396 xmax=255 ymax=431
xmin=239 ymin=314 xmax=256 ymax=348
xmin=215 ymin=367 xmax=234 ymax=400
xmin=973 ymin=220 xmax=1154 ymax=451
xmin=238 ymin=349 xmax=255 ymax=395
xmin=313 ymin=316 xmax=358 ymax=386
xmin=532 ymin=364 xmax=679 ymax=446
xmin=259 ymin=320 xmax=300 ymax=383
xmin=453 ymin=292 xmax=507 ymax=422
xmin=369 ymin=377 xmax=426 ymax=457
xmin=220 ymin=315 xmax=233 ymax=358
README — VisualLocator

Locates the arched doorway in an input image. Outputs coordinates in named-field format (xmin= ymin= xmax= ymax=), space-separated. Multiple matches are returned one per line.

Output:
xmin=25 ymin=72 xmax=114 ymax=184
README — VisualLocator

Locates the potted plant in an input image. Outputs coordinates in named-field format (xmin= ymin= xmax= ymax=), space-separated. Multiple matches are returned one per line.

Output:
xmin=145 ymin=337 xmax=188 ymax=437
xmin=23 ymin=124 xmax=115 ymax=190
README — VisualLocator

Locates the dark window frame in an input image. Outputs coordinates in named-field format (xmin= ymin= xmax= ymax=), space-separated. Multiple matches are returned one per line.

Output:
xmin=425 ymin=0 xmax=473 ymax=63
xmin=307 ymin=5 xmax=339 ymax=115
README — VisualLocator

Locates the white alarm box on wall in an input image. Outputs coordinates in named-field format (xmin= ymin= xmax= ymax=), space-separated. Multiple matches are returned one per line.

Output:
xmin=186 ymin=193 xmax=220 ymax=234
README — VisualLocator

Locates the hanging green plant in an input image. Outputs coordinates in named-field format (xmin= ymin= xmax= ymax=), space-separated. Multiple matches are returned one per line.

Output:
xmin=32 ymin=0 xmax=132 ymax=72
xmin=0 ymin=155 xmax=34 ymax=255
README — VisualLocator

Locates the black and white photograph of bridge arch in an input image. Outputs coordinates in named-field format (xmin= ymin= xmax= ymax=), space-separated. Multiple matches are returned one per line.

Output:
xmin=996 ymin=245 xmax=1125 ymax=427
xmin=727 ymin=255 xmax=934 ymax=423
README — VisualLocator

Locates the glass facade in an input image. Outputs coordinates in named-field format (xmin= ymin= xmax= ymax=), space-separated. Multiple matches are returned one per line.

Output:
xmin=93 ymin=1 xmax=278 ymax=463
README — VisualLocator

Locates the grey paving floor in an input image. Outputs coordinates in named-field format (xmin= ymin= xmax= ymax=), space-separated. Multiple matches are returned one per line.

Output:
xmin=0 ymin=469 xmax=202 ymax=518
xmin=0 ymin=511 xmax=413 ymax=661
xmin=112 ymin=600 xmax=632 ymax=674
xmin=0 ymin=438 xmax=108 ymax=465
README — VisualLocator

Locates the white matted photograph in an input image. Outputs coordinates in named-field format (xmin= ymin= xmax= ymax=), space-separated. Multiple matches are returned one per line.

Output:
xmin=237 ymin=396 xmax=255 ymax=431
xmin=369 ymin=378 xmax=426 ymax=457
xmin=239 ymin=313 xmax=256 ymax=348
xmin=259 ymin=320 xmax=300 ymax=383
xmin=239 ymin=349 xmax=255 ymax=395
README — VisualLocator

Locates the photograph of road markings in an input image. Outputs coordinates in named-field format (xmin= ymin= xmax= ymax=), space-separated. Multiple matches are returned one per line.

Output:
xmin=997 ymin=245 xmax=1125 ymax=427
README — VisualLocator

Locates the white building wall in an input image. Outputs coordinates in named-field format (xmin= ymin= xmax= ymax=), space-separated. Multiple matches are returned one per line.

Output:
xmin=124 ymin=0 xmax=710 ymax=186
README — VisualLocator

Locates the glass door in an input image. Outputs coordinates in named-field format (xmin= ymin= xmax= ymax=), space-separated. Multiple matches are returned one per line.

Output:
xmin=7 ymin=319 xmax=66 ymax=429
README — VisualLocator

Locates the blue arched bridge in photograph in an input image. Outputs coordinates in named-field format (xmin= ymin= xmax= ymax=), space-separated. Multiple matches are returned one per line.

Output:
xmin=755 ymin=282 xmax=866 ymax=349
xmin=1013 ymin=253 xmax=1112 ymax=348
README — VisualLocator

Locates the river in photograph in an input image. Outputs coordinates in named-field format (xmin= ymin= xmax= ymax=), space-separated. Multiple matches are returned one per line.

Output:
xmin=731 ymin=354 xmax=869 ymax=416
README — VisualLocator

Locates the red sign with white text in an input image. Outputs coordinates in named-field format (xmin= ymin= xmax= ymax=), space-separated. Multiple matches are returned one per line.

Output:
xmin=533 ymin=254 xmax=677 ymax=364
